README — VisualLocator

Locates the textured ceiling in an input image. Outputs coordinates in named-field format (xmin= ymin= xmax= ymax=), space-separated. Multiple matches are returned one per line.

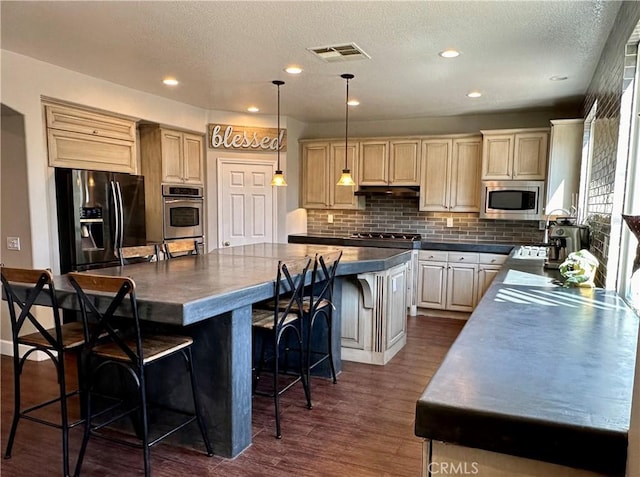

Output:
xmin=0 ymin=1 xmax=622 ymax=123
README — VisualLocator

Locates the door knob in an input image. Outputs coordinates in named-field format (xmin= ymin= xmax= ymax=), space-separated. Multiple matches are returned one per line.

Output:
xmin=223 ymin=241 xmax=231 ymax=247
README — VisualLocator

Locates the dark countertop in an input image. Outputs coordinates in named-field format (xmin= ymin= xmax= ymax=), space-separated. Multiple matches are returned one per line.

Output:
xmin=288 ymin=233 xmax=514 ymax=254
xmin=52 ymin=244 xmax=411 ymax=326
xmin=415 ymin=251 xmax=639 ymax=475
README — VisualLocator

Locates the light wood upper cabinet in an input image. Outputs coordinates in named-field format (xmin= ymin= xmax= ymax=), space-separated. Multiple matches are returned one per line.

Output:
xmin=359 ymin=139 xmax=420 ymax=186
xmin=302 ymin=142 xmax=331 ymax=208
xmin=141 ymin=126 xmax=204 ymax=185
xmin=301 ymin=141 xmax=364 ymax=209
xmin=420 ymin=139 xmax=450 ymax=211
xmin=545 ymin=119 xmax=584 ymax=214
xmin=359 ymin=141 xmax=389 ymax=185
xmin=450 ymin=138 xmax=482 ymax=211
xmin=481 ymin=128 xmax=549 ymax=180
xmin=45 ymin=103 xmax=137 ymax=173
xmin=481 ymin=134 xmax=513 ymax=179
xmin=389 ymin=140 xmax=420 ymax=185
xmin=420 ymin=136 xmax=481 ymax=212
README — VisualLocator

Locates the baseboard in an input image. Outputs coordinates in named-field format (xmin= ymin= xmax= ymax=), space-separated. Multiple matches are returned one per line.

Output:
xmin=0 ymin=339 xmax=50 ymax=361
xmin=415 ymin=309 xmax=471 ymax=321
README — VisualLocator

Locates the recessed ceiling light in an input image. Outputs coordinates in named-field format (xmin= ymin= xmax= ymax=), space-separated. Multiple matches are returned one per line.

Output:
xmin=549 ymin=75 xmax=568 ymax=81
xmin=439 ymin=49 xmax=460 ymax=58
xmin=285 ymin=66 xmax=303 ymax=75
xmin=247 ymin=106 xmax=260 ymax=113
xmin=162 ymin=77 xmax=179 ymax=86
xmin=467 ymin=91 xmax=482 ymax=98
xmin=347 ymin=99 xmax=360 ymax=107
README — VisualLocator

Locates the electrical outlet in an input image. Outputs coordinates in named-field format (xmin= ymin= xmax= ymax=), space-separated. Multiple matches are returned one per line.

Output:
xmin=328 ymin=214 xmax=334 ymax=224
xmin=446 ymin=217 xmax=454 ymax=228
xmin=7 ymin=237 xmax=20 ymax=251
xmin=539 ymin=220 xmax=546 ymax=231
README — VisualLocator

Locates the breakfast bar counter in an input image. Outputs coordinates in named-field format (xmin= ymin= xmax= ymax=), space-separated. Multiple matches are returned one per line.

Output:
xmin=49 ymin=244 xmax=411 ymax=458
xmin=415 ymin=252 xmax=640 ymax=476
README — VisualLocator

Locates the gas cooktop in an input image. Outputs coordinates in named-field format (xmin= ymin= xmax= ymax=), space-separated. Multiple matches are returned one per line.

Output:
xmin=350 ymin=232 xmax=422 ymax=241
xmin=345 ymin=232 xmax=422 ymax=249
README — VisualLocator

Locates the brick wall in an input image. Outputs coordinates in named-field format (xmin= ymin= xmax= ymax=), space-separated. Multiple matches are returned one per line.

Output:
xmin=306 ymin=197 xmax=544 ymax=244
xmin=582 ymin=2 xmax=640 ymax=287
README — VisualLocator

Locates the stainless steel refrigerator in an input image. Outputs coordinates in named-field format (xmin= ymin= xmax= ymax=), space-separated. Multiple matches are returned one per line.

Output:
xmin=55 ymin=168 xmax=147 ymax=272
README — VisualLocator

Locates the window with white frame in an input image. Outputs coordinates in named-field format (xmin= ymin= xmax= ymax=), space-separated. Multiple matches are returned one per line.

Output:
xmin=619 ymin=44 xmax=640 ymax=312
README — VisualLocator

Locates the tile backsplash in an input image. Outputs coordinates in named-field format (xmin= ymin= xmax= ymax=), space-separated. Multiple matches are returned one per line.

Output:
xmin=306 ymin=196 xmax=544 ymax=244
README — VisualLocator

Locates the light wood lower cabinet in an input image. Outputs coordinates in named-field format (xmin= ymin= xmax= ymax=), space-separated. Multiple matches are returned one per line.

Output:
xmin=446 ymin=261 xmax=478 ymax=312
xmin=341 ymin=262 xmax=408 ymax=365
xmin=418 ymin=251 xmax=506 ymax=312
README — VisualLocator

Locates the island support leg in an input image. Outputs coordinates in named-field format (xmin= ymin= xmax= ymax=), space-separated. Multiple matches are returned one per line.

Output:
xmin=187 ymin=305 xmax=252 ymax=458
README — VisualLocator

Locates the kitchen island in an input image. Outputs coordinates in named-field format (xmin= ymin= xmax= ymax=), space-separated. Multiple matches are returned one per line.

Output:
xmin=415 ymin=251 xmax=640 ymax=476
xmin=48 ymin=244 xmax=411 ymax=458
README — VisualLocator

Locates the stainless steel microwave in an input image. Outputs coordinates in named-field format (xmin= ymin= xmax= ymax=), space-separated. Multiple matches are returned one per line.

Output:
xmin=480 ymin=180 xmax=544 ymax=220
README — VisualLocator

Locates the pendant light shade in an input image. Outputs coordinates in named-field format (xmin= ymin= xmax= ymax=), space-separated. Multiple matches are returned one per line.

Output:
xmin=336 ymin=73 xmax=355 ymax=186
xmin=271 ymin=80 xmax=287 ymax=187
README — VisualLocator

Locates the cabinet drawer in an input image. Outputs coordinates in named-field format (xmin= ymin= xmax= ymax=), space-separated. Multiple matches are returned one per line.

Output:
xmin=419 ymin=250 xmax=448 ymax=262
xmin=46 ymin=104 xmax=136 ymax=141
xmin=448 ymin=252 xmax=479 ymax=264
xmin=479 ymin=253 xmax=507 ymax=265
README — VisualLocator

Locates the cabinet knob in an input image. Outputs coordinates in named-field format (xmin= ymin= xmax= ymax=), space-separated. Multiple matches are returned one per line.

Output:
xmin=223 ymin=241 xmax=231 ymax=247
xmin=459 ymin=257 xmax=464 ymax=261
xmin=92 ymin=130 xmax=99 ymax=134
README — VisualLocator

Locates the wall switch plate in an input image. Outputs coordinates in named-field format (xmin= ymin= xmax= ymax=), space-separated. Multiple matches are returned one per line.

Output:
xmin=446 ymin=217 xmax=454 ymax=228
xmin=327 ymin=214 xmax=334 ymax=224
xmin=7 ymin=237 xmax=20 ymax=251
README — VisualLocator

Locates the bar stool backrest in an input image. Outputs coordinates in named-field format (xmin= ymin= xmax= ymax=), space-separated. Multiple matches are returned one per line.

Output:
xmin=308 ymin=250 xmax=343 ymax=314
xmin=1 ymin=267 xmax=62 ymax=350
xmin=115 ymin=245 xmax=159 ymax=266
xmin=273 ymin=257 xmax=312 ymax=330
xmin=164 ymin=240 xmax=199 ymax=259
xmin=68 ymin=273 xmax=142 ymax=364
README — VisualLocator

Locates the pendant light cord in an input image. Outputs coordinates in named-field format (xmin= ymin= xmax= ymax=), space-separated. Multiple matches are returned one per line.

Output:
xmin=345 ymin=76 xmax=349 ymax=169
xmin=273 ymin=80 xmax=284 ymax=171
xmin=341 ymin=73 xmax=354 ymax=171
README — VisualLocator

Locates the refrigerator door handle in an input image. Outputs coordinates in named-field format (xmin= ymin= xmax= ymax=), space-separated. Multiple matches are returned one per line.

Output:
xmin=110 ymin=180 xmax=121 ymax=254
xmin=115 ymin=181 xmax=125 ymax=251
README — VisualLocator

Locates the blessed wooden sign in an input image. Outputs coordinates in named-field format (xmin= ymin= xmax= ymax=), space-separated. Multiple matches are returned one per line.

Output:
xmin=208 ymin=124 xmax=287 ymax=152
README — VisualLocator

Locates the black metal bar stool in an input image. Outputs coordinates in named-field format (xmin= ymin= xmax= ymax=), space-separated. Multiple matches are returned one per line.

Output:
xmin=303 ymin=250 xmax=343 ymax=392
xmin=1 ymin=267 xmax=85 ymax=477
xmin=68 ymin=272 xmax=213 ymax=477
xmin=251 ymin=257 xmax=312 ymax=439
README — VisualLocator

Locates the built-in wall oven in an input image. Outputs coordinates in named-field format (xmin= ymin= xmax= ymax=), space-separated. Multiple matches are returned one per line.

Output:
xmin=162 ymin=184 xmax=204 ymax=240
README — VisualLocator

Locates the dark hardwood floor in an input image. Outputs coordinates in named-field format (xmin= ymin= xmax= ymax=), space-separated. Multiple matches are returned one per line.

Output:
xmin=0 ymin=315 xmax=464 ymax=476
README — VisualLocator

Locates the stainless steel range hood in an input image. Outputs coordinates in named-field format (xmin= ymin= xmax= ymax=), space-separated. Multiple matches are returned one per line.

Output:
xmin=354 ymin=186 xmax=420 ymax=197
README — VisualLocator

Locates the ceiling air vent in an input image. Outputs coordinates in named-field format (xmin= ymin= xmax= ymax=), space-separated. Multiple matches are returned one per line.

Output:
xmin=307 ymin=43 xmax=371 ymax=63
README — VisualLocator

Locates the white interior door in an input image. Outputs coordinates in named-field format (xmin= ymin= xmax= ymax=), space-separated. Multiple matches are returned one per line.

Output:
xmin=217 ymin=159 xmax=276 ymax=248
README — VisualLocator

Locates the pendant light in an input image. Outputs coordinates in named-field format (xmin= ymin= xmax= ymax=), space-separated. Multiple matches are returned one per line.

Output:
xmin=336 ymin=73 xmax=356 ymax=186
xmin=271 ymin=80 xmax=287 ymax=187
